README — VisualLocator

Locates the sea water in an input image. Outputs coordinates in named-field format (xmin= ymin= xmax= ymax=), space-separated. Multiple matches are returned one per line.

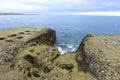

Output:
xmin=0 ymin=15 xmax=120 ymax=54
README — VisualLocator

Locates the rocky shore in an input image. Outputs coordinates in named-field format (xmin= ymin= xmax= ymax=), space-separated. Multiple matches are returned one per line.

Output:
xmin=0 ymin=27 xmax=119 ymax=80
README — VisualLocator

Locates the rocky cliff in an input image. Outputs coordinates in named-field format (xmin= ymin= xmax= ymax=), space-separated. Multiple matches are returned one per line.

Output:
xmin=1 ymin=27 xmax=119 ymax=80
xmin=76 ymin=35 xmax=120 ymax=80
xmin=0 ymin=27 xmax=96 ymax=80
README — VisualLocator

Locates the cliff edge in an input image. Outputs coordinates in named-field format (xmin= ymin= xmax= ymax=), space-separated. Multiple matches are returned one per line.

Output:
xmin=1 ymin=27 xmax=119 ymax=80
xmin=76 ymin=35 xmax=120 ymax=80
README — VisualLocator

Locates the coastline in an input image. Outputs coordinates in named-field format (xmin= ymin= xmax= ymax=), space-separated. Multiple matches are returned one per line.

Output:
xmin=0 ymin=27 xmax=119 ymax=80
xmin=0 ymin=13 xmax=37 ymax=15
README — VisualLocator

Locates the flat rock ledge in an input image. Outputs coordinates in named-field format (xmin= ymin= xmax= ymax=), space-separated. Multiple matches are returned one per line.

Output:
xmin=76 ymin=35 xmax=120 ymax=80
xmin=0 ymin=27 xmax=96 ymax=80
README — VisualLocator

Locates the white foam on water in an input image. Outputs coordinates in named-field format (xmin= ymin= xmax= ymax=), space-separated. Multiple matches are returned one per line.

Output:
xmin=54 ymin=43 xmax=78 ymax=54
xmin=67 ymin=44 xmax=73 ymax=48
xmin=57 ymin=47 xmax=67 ymax=55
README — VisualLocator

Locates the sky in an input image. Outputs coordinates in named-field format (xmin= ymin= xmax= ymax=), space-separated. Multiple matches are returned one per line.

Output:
xmin=0 ymin=0 xmax=120 ymax=16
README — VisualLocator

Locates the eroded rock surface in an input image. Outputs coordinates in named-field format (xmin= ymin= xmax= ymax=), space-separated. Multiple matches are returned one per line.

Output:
xmin=0 ymin=27 xmax=96 ymax=80
xmin=77 ymin=35 xmax=120 ymax=80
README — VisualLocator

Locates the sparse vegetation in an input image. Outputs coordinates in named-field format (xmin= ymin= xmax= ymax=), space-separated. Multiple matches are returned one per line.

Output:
xmin=8 ymin=34 xmax=17 ymax=37
xmin=0 ymin=37 xmax=6 ymax=40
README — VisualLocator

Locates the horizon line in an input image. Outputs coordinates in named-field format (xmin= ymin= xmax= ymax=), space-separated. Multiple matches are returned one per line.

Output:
xmin=41 ymin=11 xmax=120 ymax=16
xmin=1 ymin=11 xmax=120 ymax=16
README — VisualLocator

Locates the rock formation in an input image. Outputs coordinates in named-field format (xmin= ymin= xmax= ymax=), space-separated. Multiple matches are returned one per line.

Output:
xmin=0 ymin=27 xmax=96 ymax=80
xmin=76 ymin=35 xmax=120 ymax=80
xmin=1 ymin=27 xmax=119 ymax=80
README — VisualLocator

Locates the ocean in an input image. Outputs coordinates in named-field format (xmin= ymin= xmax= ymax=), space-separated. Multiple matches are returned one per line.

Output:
xmin=0 ymin=15 xmax=120 ymax=54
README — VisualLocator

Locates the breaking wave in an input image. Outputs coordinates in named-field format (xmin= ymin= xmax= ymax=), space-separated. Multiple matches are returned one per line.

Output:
xmin=54 ymin=42 xmax=78 ymax=54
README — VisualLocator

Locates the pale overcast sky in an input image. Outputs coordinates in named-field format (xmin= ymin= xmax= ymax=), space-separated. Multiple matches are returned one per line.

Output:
xmin=0 ymin=0 xmax=120 ymax=15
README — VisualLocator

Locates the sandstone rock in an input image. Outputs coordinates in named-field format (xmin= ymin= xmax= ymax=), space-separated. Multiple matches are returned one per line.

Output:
xmin=77 ymin=35 xmax=120 ymax=80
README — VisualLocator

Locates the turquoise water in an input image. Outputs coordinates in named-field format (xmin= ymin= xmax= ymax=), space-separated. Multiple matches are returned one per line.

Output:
xmin=0 ymin=15 xmax=120 ymax=54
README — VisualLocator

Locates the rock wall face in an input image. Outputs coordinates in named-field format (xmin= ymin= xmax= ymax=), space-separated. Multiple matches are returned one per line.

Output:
xmin=76 ymin=35 xmax=120 ymax=80
xmin=25 ymin=28 xmax=56 ymax=46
